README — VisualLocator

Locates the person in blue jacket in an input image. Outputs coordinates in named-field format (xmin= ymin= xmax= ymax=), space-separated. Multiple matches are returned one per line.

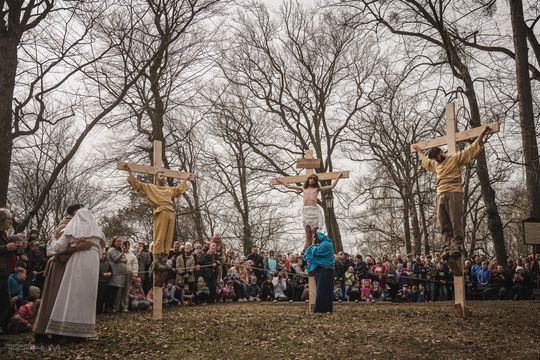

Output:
xmin=304 ymin=231 xmax=335 ymax=313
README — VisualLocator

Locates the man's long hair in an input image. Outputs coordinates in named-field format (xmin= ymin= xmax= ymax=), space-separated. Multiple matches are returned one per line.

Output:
xmin=303 ymin=174 xmax=320 ymax=189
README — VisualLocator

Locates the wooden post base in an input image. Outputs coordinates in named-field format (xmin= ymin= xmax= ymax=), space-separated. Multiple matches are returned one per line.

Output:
xmin=153 ymin=286 xmax=163 ymax=320
xmin=308 ymin=275 xmax=316 ymax=314
xmin=152 ymin=270 xmax=168 ymax=320
xmin=447 ymin=255 xmax=468 ymax=319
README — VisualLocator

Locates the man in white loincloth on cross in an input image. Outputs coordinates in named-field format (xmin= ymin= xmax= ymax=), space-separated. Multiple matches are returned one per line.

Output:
xmin=276 ymin=172 xmax=343 ymax=247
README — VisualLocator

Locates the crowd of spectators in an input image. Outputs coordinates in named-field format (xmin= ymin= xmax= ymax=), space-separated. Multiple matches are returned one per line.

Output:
xmin=2 ymin=217 xmax=540 ymax=335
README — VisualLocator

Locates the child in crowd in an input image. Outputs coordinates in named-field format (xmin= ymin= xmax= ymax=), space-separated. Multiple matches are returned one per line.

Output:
xmin=361 ymin=279 xmax=372 ymax=302
xmin=222 ymin=280 xmax=236 ymax=302
xmin=216 ymin=279 xmax=226 ymax=303
xmin=371 ymin=281 xmax=384 ymax=302
xmin=183 ymin=284 xmax=195 ymax=305
xmin=398 ymin=284 xmax=410 ymax=303
xmin=6 ymin=286 xmax=41 ymax=334
xmin=417 ymin=283 xmax=427 ymax=302
xmin=334 ymin=281 xmax=344 ymax=302
xmin=346 ymin=280 xmax=361 ymax=302
xmin=260 ymin=277 xmax=274 ymax=301
xmin=343 ymin=266 xmax=356 ymax=300
xmin=163 ymin=280 xmax=180 ymax=308
xmin=247 ymin=276 xmax=260 ymax=301
xmin=195 ymin=277 xmax=210 ymax=304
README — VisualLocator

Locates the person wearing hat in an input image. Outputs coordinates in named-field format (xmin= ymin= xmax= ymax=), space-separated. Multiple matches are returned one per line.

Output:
xmin=303 ymin=231 xmax=335 ymax=313
xmin=413 ymin=126 xmax=490 ymax=260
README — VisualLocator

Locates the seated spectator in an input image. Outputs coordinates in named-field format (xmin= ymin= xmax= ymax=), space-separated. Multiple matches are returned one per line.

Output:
xmin=371 ymin=281 xmax=384 ymax=302
xmin=510 ymin=267 xmax=530 ymax=300
xmin=334 ymin=281 xmax=344 ymax=302
xmin=272 ymin=272 xmax=288 ymax=301
xmin=163 ymin=280 xmax=180 ymax=308
xmin=409 ymin=285 xmax=419 ymax=302
xmin=477 ymin=261 xmax=492 ymax=287
xmin=259 ymin=276 xmax=274 ymax=301
xmin=216 ymin=279 xmax=226 ymax=302
xmin=417 ymin=283 xmax=428 ymax=302
xmin=222 ymin=280 xmax=236 ymax=302
xmin=182 ymin=284 xmax=195 ymax=305
xmin=397 ymin=284 xmax=410 ymax=303
xmin=247 ymin=276 xmax=260 ymax=301
xmin=195 ymin=277 xmax=210 ymax=304
xmin=129 ymin=277 xmax=151 ymax=311
xmin=8 ymin=267 xmax=27 ymax=307
xmin=6 ymin=286 xmax=41 ymax=334
xmin=343 ymin=266 xmax=356 ymax=299
xmin=347 ymin=280 xmax=361 ymax=302
xmin=483 ymin=265 xmax=509 ymax=300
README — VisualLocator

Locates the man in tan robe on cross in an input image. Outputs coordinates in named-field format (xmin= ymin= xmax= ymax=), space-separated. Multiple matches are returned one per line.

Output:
xmin=126 ymin=165 xmax=191 ymax=272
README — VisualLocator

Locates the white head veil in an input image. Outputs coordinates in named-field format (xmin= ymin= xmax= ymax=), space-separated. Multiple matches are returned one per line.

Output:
xmin=62 ymin=207 xmax=105 ymax=240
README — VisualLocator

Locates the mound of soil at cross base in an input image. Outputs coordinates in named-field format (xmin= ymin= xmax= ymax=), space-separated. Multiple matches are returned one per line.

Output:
xmin=3 ymin=301 xmax=540 ymax=360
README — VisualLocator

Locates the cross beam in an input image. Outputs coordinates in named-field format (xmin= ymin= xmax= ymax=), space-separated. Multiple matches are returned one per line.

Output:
xmin=412 ymin=102 xmax=499 ymax=319
xmin=271 ymin=150 xmax=349 ymax=185
xmin=117 ymin=140 xmax=194 ymax=320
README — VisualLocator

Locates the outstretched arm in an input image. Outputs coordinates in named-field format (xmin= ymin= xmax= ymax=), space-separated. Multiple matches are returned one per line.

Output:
xmin=477 ymin=126 xmax=490 ymax=143
xmin=412 ymin=144 xmax=426 ymax=160
xmin=275 ymin=178 xmax=303 ymax=192
xmin=320 ymin=172 xmax=343 ymax=192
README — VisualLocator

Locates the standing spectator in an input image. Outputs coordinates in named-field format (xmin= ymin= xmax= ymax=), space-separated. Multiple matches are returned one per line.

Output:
xmin=343 ymin=266 xmax=356 ymax=300
xmin=247 ymin=246 xmax=265 ymax=285
xmin=0 ymin=208 xmax=17 ymax=334
xmin=136 ymin=241 xmax=153 ymax=294
xmin=27 ymin=240 xmax=48 ymax=290
xmin=202 ymin=243 xmax=219 ymax=303
xmin=434 ymin=262 xmax=451 ymax=301
xmin=176 ymin=242 xmax=196 ymax=292
xmin=115 ymin=240 xmax=138 ymax=313
xmin=264 ymin=250 xmax=278 ymax=277
xmin=210 ymin=232 xmax=226 ymax=280
xmin=107 ymin=236 xmax=127 ymax=313
xmin=96 ymin=250 xmax=112 ymax=314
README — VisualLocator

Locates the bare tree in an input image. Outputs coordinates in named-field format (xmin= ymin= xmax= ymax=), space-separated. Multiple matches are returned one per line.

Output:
xmin=218 ymin=1 xmax=379 ymax=251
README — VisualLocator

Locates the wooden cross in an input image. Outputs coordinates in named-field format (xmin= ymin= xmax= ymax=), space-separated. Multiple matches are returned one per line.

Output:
xmin=411 ymin=102 xmax=499 ymax=318
xmin=117 ymin=140 xmax=194 ymax=320
xmin=272 ymin=149 xmax=349 ymax=314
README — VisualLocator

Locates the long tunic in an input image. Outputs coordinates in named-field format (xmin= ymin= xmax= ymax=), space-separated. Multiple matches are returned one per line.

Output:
xmin=421 ymin=139 xmax=483 ymax=194
xmin=128 ymin=175 xmax=188 ymax=254
xmin=45 ymin=235 xmax=101 ymax=338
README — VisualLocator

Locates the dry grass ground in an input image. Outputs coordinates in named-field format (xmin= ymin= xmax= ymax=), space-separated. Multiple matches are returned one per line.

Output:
xmin=2 ymin=301 xmax=540 ymax=360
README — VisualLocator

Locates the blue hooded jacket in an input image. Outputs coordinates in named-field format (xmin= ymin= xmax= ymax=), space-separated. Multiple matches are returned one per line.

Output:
xmin=304 ymin=232 xmax=335 ymax=273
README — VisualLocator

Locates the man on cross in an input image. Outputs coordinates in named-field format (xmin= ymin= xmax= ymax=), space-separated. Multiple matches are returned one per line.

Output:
xmin=126 ymin=165 xmax=191 ymax=272
xmin=412 ymin=126 xmax=490 ymax=260
xmin=276 ymin=172 xmax=343 ymax=247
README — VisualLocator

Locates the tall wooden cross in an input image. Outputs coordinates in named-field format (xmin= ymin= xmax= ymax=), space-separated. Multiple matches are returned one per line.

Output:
xmin=117 ymin=140 xmax=194 ymax=320
xmin=411 ymin=102 xmax=499 ymax=318
xmin=272 ymin=149 xmax=349 ymax=314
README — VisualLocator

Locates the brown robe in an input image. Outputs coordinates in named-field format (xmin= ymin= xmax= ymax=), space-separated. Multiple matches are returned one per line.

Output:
xmin=32 ymin=215 xmax=72 ymax=335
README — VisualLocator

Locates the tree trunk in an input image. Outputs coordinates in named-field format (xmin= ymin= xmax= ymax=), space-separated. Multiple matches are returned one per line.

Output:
xmin=409 ymin=194 xmax=422 ymax=255
xmin=0 ymin=36 xmax=18 ymax=207
xmin=401 ymin=197 xmax=412 ymax=254
xmin=510 ymin=0 xmax=540 ymax=253
xmin=324 ymin=205 xmax=343 ymax=253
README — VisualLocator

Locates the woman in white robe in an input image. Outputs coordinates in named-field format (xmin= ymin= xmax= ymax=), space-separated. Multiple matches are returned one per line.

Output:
xmin=46 ymin=207 xmax=103 ymax=338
